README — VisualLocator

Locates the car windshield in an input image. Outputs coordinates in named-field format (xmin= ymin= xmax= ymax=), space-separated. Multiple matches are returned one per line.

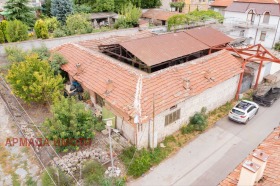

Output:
xmin=232 ymin=109 xmax=245 ymax=115
xmin=235 ymin=101 xmax=251 ymax=110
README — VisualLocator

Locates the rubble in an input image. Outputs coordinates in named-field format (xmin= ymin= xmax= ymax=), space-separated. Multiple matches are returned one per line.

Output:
xmin=51 ymin=147 xmax=111 ymax=174
xmin=105 ymin=166 xmax=121 ymax=177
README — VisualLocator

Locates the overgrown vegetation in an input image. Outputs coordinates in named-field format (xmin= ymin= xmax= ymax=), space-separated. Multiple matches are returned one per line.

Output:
xmin=51 ymin=0 xmax=73 ymax=23
xmin=167 ymin=10 xmax=224 ymax=31
xmin=41 ymin=167 xmax=74 ymax=186
xmin=66 ymin=13 xmax=93 ymax=35
xmin=50 ymin=53 xmax=68 ymax=75
xmin=274 ymin=42 xmax=280 ymax=51
xmin=181 ymin=107 xmax=208 ymax=134
xmin=34 ymin=19 xmax=49 ymax=39
xmin=6 ymin=54 xmax=64 ymax=103
xmin=6 ymin=20 xmax=28 ymax=42
xmin=82 ymin=160 xmax=105 ymax=185
xmin=43 ymin=97 xmax=98 ymax=152
xmin=170 ymin=1 xmax=185 ymax=12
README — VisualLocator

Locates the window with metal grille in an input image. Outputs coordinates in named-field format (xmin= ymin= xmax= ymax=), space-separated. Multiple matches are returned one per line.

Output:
xmin=95 ymin=93 xmax=104 ymax=107
xmin=165 ymin=109 xmax=180 ymax=126
xmin=260 ymin=31 xmax=266 ymax=41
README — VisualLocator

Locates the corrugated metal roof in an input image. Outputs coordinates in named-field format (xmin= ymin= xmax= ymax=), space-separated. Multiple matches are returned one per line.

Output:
xmin=119 ymin=32 xmax=209 ymax=66
xmin=185 ymin=27 xmax=233 ymax=47
xmin=226 ymin=2 xmax=280 ymax=16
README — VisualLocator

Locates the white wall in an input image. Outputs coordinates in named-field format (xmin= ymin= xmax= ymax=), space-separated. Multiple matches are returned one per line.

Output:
xmin=160 ymin=0 xmax=172 ymax=11
xmin=224 ymin=11 xmax=280 ymax=49
xmin=136 ymin=75 xmax=240 ymax=148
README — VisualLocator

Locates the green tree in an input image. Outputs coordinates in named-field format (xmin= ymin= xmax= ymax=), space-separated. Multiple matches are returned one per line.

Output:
xmin=73 ymin=4 xmax=93 ymax=13
xmin=66 ymin=13 xmax=93 ymax=35
xmin=5 ymin=20 xmax=28 ymax=42
xmin=0 ymin=20 xmax=8 ymax=42
xmin=93 ymin=0 xmax=114 ymax=12
xmin=43 ymin=97 xmax=97 ymax=152
xmin=0 ymin=30 xmax=5 ymax=43
xmin=51 ymin=0 xmax=73 ymax=23
xmin=114 ymin=2 xmax=141 ymax=28
xmin=34 ymin=19 xmax=49 ymax=39
xmin=170 ymin=1 xmax=185 ymax=12
xmin=6 ymin=54 xmax=64 ymax=103
xmin=1 ymin=0 xmax=35 ymax=27
xmin=4 ymin=46 xmax=27 ymax=63
xmin=42 ymin=0 xmax=51 ymax=17
xmin=140 ymin=0 xmax=161 ymax=8
xmin=50 ymin=53 xmax=67 ymax=75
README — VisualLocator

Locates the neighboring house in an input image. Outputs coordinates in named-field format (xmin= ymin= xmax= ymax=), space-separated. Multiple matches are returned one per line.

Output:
xmin=223 ymin=0 xmax=280 ymax=49
xmin=209 ymin=0 xmax=233 ymax=15
xmin=182 ymin=0 xmax=209 ymax=13
xmin=142 ymin=9 xmax=180 ymax=25
xmin=220 ymin=126 xmax=280 ymax=185
xmin=160 ymin=0 xmax=209 ymax=13
xmin=90 ymin=12 xmax=118 ymax=28
xmin=55 ymin=28 xmax=242 ymax=148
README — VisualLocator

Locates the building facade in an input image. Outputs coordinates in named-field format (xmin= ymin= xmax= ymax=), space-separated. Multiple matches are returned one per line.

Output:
xmin=223 ymin=1 xmax=280 ymax=49
xmin=160 ymin=0 xmax=209 ymax=13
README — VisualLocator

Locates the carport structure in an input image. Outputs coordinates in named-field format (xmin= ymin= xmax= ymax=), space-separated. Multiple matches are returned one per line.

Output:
xmin=211 ymin=44 xmax=280 ymax=99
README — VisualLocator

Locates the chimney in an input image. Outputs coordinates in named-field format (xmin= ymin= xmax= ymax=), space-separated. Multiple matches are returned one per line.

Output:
xmin=183 ymin=78 xmax=191 ymax=90
xmin=76 ymin=63 xmax=82 ymax=74
xmin=238 ymin=160 xmax=260 ymax=186
xmin=252 ymin=150 xmax=269 ymax=182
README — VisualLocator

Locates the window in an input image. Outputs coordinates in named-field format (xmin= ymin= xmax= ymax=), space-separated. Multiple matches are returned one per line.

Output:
xmin=247 ymin=10 xmax=255 ymax=23
xmin=240 ymin=30 xmax=245 ymax=37
xmin=260 ymin=31 xmax=266 ymax=41
xmin=263 ymin=12 xmax=270 ymax=24
xmin=165 ymin=109 xmax=180 ymax=126
xmin=95 ymin=93 xmax=104 ymax=107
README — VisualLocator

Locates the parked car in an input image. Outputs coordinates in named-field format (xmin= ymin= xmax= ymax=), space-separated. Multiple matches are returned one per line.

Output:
xmin=253 ymin=88 xmax=280 ymax=107
xmin=228 ymin=100 xmax=259 ymax=124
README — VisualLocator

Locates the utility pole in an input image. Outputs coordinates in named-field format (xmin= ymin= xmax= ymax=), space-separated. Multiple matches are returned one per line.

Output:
xmin=106 ymin=120 xmax=114 ymax=172
xmin=152 ymin=93 xmax=155 ymax=151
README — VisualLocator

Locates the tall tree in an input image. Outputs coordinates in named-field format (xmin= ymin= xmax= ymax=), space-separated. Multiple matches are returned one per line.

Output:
xmin=51 ymin=0 xmax=73 ymax=23
xmin=42 ymin=0 xmax=51 ymax=17
xmin=1 ymin=0 xmax=35 ymax=27
xmin=93 ymin=0 xmax=114 ymax=12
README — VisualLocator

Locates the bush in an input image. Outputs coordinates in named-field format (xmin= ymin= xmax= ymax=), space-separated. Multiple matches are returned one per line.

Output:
xmin=0 ymin=30 xmax=5 ymax=43
xmin=127 ymin=148 xmax=151 ymax=177
xmin=31 ymin=45 xmax=51 ymax=61
xmin=53 ymin=27 xmax=67 ymax=38
xmin=34 ymin=19 xmax=49 ymax=39
xmin=66 ymin=13 xmax=93 ymax=35
xmin=82 ymin=160 xmax=105 ymax=186
xmin=49 ymin=53 xmax=67 ymax=74
xmin=6 ymin=20 xmax=28 ymax=42
xmin=114 ymin=3 xmax=141 ymax=29
xmin=274 ymin=42 xmax=280 ymax=51
xmin=45 ymin=17 xmax=60 ymax=33
xmin=94 ymin=121 xmax=105 ymax=132
xmin=6 ymin=54 xmax=64 ymax=103
xmin=74 ymin=4 xmax=93 ymax=13
xmin=4 ymin=46 xmax=27 ymax=63
xmin=41 ymin=167 xmax=73 ymax=186
xmin=0 ymin=20 xmax=7 ymax=42
xmin=43 ymin=97 xmax=97 ymax=152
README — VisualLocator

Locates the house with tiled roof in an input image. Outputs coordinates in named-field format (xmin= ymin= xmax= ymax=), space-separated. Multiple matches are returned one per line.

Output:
xmin=210 ymin=0 xmax=234 ymax=15
xmin=55 ymin=28 xmax=243 ymax=148
xmin=141 ymin=9 xmax=180 ymax=26
xmin=220 ymin=126 xmax=280 ymax=185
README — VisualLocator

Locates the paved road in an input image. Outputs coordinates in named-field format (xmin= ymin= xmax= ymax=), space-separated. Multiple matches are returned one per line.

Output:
xmin=128 ymin=99 xmax=280 ymax=186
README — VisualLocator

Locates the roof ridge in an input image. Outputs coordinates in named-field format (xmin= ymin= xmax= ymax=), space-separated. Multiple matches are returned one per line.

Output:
xmin=134 ymin=75 xmax=143 ymax=123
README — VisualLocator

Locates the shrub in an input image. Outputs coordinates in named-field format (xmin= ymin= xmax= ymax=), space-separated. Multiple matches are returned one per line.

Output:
xmin=93 ymin=0 xmax=114 ymax=12
xmin=0 ymin=30 xmax=5 ymax=43
xmin=74 ymin=4 xmax=93 ymax=13
xmin=53 ymin=27 xmax=67 ymax=38
xmin=0 ymin=20 xmax=8 ymax=42
xmin=49 ymin=53 xmax=67 ymax=74
xmin=41 ymin=167 xmax=73 ymax=186
xmin=34 ymin=19 xmax=49 ymax=39
xmin=114 ymin=3 xmax=141 ymax=29
xmin=127 ymin=148 xmax=151 ymax=177
xmin=43 ymin=97 xmax=97 ymax=152
xmin=31 ymin=45 xmax=50 ymax=61
xmin=6 ymin=20 xmax=28 ymax=42
xmin=82 ymin=160 xmax=105 ymax=186
xmin=66 ymin=13 xmax=93 ymax=35
xmin=4 ymin=46 xmax=27 ymax=63
xmin=45 ymin=17 xmax=60 ymax=33
xmin=94 ymin=121 xmax=105 ymax=132
xmin=274 ymin=42 xmax=280 ymax=51
xmin=6 ymin=54 xmax=64 ymax=103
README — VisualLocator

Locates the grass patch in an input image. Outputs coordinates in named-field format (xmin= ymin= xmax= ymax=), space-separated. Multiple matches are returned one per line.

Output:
xmin=82 ymin=160 xmax=105 ymax=186
xmin=25 ymin=175 xmax=37 ymax=186
xmin=12 ymin=173 xmax=20 ymax=186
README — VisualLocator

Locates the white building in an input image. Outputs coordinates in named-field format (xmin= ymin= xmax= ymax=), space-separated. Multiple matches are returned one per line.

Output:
xmin=223 ymin=0 xmax=280 ymax=80
xmin=223 ymin=0 xmax=280 ymax=49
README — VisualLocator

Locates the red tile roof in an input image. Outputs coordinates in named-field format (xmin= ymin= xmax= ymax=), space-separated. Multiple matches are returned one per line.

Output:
xmin=185 ymin=27 xmax=233 ymax=47
xmin=235 ymin=0 xmax=277 ymax=4
xmin=210 ymin=0 xmax=234 ymax=7
xmin=56 ymin=33 xmax=242 ymax=124
xmin=142 ymin=9 xmax=180 ymax=21
xmin=220 ymin=127 xmax=280 ymax=185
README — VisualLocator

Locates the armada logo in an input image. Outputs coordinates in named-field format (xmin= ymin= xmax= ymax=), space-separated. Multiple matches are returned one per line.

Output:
xmin=4 ymin=138 xmax=92 ymax=147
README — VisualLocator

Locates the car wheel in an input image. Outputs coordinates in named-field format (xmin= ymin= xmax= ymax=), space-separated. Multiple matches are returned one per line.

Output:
xmin=244 ymin=118 xmax=249 ymax=124
xmin=255 ymin=108 xmax=259 ymax=115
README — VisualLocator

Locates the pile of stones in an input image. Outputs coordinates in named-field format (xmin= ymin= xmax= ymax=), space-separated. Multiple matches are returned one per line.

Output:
xmin=52 ymin=148 xmax=110 ymax=174
xmin=105 ymin=166 xmax=121 ymax=177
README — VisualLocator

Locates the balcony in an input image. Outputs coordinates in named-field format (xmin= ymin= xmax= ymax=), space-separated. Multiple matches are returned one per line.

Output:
xmin=232 ymin=21 xmax=277 ymax=30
